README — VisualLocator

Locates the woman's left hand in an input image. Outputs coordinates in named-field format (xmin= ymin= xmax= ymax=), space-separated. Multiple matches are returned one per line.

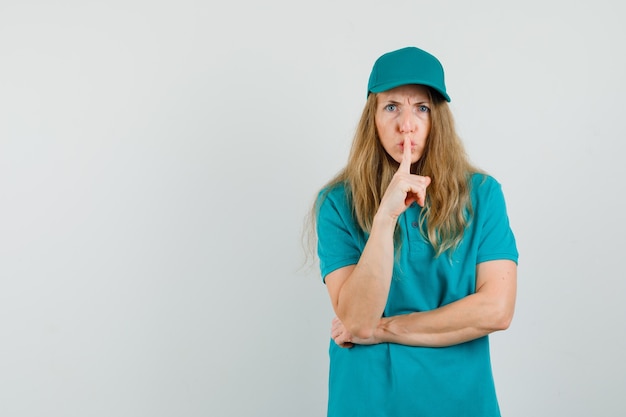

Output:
xmin=331 ymin=317 xmax=379 ymax=348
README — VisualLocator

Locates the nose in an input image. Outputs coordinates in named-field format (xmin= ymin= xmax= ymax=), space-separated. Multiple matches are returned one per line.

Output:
xmin=398 ymin=109 xmax=416 ymax=133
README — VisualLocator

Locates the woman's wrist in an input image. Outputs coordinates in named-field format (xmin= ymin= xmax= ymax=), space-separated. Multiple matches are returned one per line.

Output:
xmin=372 ymin=211 xmax=398 ymax=232
xmin=374 ymin=317 xmax=391 ymax=344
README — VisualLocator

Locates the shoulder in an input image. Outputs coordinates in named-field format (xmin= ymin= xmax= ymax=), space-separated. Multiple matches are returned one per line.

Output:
xmin=469 ymin=173 xmax=507 ymax=199
xmin=470 ymin=172 xmax=500 ymax=190
xmin=467 ymin=173 xmax=518 ymax=262
xmin=316 ymin=182 xmax=351 ymax=212
xmin=468 ymin=172 xmax=514 ymax=214
xmin=315 ymin=181 xmax=362 ymax=235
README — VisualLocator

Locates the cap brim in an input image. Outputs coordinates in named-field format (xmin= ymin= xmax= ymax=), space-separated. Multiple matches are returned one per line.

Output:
xmin=369 ymin=80 xmax=451 ymax=102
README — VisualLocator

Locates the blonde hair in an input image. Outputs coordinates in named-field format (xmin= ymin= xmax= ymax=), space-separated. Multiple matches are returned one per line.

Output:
xmin=308 ymin=89 xmax=479 ymax=259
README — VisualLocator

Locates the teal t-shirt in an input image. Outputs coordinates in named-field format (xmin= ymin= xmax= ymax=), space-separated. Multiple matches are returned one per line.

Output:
xmin=316 ymin=173 xmax=518 ymax=417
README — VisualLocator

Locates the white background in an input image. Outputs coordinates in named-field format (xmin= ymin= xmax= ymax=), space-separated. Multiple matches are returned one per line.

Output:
xmin=1 ymin=1 xmax=625 ymax=416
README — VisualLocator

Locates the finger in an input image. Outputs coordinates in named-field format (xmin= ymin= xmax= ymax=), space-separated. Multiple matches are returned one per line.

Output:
xmin=331 ymin=317 xmax=341 ymax=329
xmin=398 ymin=137 xmax=412 ymax=174
xmin=415 ymin=176 xmax=431 ymax=207
xmin=416 ymin=192 xmax=425 ymax=207
xmin=335 ymin=331 xmax=353 ymax=348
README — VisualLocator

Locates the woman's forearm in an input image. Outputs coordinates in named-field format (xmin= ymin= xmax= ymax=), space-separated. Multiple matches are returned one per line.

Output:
xmin=374 ymin=296 xmax=500 ymax=347
xmin=334 ymin=213 xmax=397 ymax=339
xmin=375 ymin=262 xmax=516 ymax=347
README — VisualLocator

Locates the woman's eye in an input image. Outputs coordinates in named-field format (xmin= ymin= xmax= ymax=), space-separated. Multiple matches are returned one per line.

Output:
xmin=384 ymin=104 xmax=397 ymax=112
xmin=418 ymin=105 xmax=430 ymax=113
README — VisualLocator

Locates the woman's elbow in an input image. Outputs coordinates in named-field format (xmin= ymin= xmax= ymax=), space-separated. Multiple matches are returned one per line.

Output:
xmin=352 ymin=327 xmax=376 ymax=340
xmin=490 ymin=307 xmax=514 ymax=331
xmin=347 ymin=320 xmax=378 ymax=340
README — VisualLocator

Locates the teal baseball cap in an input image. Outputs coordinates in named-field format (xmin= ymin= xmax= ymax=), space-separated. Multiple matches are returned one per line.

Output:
xmin=367 ymin=46 xmax=451 ymax=102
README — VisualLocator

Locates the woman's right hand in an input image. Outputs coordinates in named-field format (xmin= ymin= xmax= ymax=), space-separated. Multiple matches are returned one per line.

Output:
xmin=377 ymin=137 xmax=431 ymax=220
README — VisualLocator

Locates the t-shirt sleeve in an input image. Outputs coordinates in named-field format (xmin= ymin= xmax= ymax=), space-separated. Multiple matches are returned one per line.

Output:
xmin=316 ymin=187 xmax=364 ymax=282
xmin=475 ymin=176 xmax=519 ymax=265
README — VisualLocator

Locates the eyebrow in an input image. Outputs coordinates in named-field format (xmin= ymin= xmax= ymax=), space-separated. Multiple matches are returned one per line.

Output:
xmin=381 ymin=99 xmax=431 ymax=105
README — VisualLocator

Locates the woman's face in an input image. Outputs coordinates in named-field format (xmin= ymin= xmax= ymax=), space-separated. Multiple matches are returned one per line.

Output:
xmin=375 ymin=84 xmax=431 ymax=165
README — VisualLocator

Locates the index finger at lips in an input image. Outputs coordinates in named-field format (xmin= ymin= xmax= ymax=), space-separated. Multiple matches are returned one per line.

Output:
xmin=399 ymin=137 xmax=412 ymax=173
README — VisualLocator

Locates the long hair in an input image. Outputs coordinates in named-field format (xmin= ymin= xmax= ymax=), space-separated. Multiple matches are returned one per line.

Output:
xmin=308 ymin=88 xmax=479 ymax=259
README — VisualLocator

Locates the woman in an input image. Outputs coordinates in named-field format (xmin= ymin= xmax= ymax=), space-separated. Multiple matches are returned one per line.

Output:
xmin=313 ymin=46 xmax=518 ymax=416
